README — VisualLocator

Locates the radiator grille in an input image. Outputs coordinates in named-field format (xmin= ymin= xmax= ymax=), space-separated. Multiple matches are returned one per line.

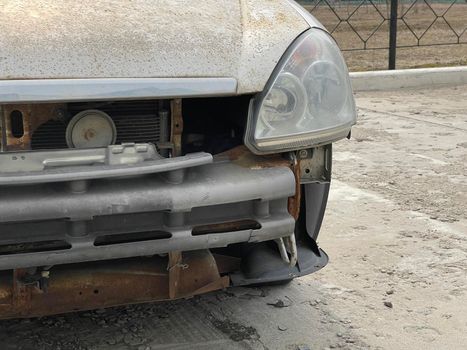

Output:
xmin=31 ymin=101 xmax=165 ymax=150
xmin=31 ymin=120 xmax=67 ymax=150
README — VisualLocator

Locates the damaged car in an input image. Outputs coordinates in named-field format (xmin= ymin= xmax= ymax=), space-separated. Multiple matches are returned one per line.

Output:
xmin=0 ymin=0 xmax=356 ymax=318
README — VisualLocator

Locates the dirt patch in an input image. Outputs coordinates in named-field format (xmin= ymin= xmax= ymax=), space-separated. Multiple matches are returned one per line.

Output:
xmin=211 ymin=318 xmax=260 ymax=342
xmin=314 ymin=85 xmax=467 ymax=349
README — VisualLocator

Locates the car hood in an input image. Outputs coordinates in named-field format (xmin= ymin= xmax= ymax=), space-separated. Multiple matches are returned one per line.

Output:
xmin=0 ymin=0 xmax=316 ymax=94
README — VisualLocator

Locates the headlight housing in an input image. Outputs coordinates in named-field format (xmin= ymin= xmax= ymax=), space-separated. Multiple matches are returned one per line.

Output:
xmin=245 ymin=28 xmax=356 ymax=154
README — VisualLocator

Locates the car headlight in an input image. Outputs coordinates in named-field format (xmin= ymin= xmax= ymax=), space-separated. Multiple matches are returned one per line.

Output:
xmin=245 ymin=28 xmax=356 ymax=154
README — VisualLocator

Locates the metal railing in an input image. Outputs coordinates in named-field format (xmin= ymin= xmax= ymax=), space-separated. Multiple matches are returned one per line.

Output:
xmin=299 ymin=0 xmax=467 ymax=69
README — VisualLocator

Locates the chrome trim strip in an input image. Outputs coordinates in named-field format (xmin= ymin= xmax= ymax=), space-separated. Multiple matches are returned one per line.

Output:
xmin=0 ymin=78 xmax=238 ymax=103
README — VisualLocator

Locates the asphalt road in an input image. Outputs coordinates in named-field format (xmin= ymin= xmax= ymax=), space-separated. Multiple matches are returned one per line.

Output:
xmin=1 ymin=85 xmax=466 ymax=350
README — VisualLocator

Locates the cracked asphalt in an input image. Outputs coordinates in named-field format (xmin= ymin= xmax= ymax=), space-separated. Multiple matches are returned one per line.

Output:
xmin=0 ymin=85 xmax=466 ymax=350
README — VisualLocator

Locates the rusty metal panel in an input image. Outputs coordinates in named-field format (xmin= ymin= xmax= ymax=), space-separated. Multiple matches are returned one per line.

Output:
xmin=1 ymin=104 xmax=65 ymax=151
xmin=170 ymin=99 xmax=183 ymax=156
xmin=218 ymin=146 xmax=302 ymax=219
xmin=288 ymin=154 xmax=302 ymax=220
xmin=0 ymin=250 xmax=229 ymax=320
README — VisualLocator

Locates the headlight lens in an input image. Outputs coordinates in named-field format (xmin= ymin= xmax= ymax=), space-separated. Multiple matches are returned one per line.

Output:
xmin=245 ymin=28 xmax=356 ymax=154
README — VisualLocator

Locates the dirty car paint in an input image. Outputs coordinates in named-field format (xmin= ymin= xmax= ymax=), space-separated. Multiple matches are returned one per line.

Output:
xmin=0 ymin=0 xmax=319 ymax=93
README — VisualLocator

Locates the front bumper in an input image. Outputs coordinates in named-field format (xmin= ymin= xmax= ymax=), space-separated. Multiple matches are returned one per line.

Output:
xmin=0 ymin=147 xmax=331 ymax=319
xmin=0 ymin=154 xmax=297 ymax=270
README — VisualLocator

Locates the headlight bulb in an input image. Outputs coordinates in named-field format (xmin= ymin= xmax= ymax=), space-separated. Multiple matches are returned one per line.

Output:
xmin=259 ymin=73 xmax=306 ymax=132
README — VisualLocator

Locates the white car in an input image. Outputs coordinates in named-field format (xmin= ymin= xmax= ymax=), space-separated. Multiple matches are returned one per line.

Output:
xmin=0 ymin=0 xmax=356 ymax=318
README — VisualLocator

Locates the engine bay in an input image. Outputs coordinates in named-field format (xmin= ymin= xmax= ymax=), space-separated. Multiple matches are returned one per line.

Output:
xmin=0 ymin=96 xmax=251 ymax=161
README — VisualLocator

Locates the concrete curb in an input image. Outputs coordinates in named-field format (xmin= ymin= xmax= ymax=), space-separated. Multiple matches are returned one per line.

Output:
xmin=350 ymin=66 xmax=467 ymax=92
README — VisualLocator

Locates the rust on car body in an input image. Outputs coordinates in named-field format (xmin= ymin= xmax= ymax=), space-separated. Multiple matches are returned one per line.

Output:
xmin=170 ymin=99 xmax=184 ymax=156
xmin=1 ymin=104 xmax=65 ymax=151
xmin=217 ymin=145 xmax=302 ymax=219
xmin=0 ymin=250 xmax=230 ymax=319
xmin=0 ymin=0 xmax=341 ymax=320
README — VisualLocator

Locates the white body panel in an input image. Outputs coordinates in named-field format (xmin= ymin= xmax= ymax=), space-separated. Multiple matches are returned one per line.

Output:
xmin=0 ymin=0 xmax=321 ymax=94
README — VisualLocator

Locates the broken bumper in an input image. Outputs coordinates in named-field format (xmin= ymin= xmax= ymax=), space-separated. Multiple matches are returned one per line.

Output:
xmin=0 ymin=153 xmax=297 ymax=270
xmin=0 ymin=147 xmax=331 ymax=319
